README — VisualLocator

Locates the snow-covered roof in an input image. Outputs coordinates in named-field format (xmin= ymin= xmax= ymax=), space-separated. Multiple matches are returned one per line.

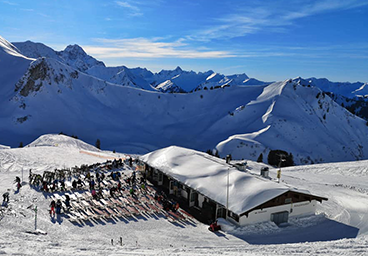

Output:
xmin=141 ymin=146 xmax=322 ymax=215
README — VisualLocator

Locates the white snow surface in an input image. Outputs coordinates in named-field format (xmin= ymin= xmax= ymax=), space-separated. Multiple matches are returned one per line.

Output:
xmin=0 ymin=145 xmax=10 ymax=150
xmin=27 ymin=134 xmax=101 ymax=152
xmin=0 ymin=136 xmax=368 ymax=255
xmin=140 ymin=146 xmax=320 ymax=215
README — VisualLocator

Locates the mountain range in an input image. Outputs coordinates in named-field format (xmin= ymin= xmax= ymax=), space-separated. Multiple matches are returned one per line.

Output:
xmin=1 ymin=35 xmax=368 ymax=165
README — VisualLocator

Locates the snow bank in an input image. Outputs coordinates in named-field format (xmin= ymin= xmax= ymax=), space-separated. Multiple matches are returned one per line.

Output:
xmin=26 ymin=134 xmax=100 ymax=152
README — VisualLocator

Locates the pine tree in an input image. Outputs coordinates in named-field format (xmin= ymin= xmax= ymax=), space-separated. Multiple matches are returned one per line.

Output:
xmin=206 ymin=149 xmax=213 ymax=156
xmin=257 ymin=153 xmax=263 ymax=163
xmin=214 ymin=150 xmax=220 ymax=158
xmin=95 ymin=139 xmax=101 ymax=149
xmin=19 ymin=142 xmax=23 ymax=148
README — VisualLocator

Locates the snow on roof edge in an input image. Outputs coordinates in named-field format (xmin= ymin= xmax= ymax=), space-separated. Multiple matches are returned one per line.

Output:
xmin=141 ymin=146 xmax=324 ymax=215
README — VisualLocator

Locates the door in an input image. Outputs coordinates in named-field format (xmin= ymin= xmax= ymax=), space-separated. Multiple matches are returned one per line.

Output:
xmin=271 ymin=211 xmax=289 ymax=225
xmin=190 ymin=191 xmax=199 ymax=207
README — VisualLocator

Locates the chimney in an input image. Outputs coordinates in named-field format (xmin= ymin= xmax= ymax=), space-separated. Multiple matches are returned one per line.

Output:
xmin=261 ymin=167 xmax=269 ymax=178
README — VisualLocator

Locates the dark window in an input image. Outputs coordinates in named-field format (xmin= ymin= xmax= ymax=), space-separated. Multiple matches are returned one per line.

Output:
xmin=228 ymin=211 xmax=239 ymax=222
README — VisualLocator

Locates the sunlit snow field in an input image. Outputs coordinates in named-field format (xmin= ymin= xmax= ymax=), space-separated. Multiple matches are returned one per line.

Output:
xmin=1 ymin=135 xmax=367 ymax=255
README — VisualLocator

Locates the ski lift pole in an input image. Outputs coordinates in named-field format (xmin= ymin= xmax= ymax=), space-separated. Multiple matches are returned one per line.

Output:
xmin=226 ymin=167 xmax=229 ymax=219
xmin=277 ymin=155 xmax=286 ymax=183
xmin=34 ymin=206 xmax=38 ymax=230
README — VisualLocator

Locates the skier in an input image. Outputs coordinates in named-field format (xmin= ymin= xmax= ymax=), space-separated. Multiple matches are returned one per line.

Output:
xmin=15 ymin=176 xmax=22 ymax=192
xmin=132 ymin=171 xmax=136 ymax=181
xmin=50 ymin=200 xmax=56 ymax=216
xmin=77 ymin=178 xmax=85 ymax=189
xmin=55 ymin=200 xmax=62 ymax=214
xmin=72 ymin=180 xmax=77 ymax=190
xmin=89 ymin=179 xmax=95 ymax=190
xmin=2 ymin=192 xmax=9 ymax=206
xmin=60 ymin=180 xmax=66 ymax=191
xmin=92 ymin=189 xmax=98 ymax=199
xmin=64 ymin=195 xmax=71 ymax=211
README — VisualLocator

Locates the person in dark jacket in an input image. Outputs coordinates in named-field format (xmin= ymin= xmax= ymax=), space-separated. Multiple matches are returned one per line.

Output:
xmin=64 ymin=195 xmax=71 ymax=210
xmin=55 ymin=199 xmax=62 ymax=214
xmin=2 ymin=192 xmax=9 ymax=203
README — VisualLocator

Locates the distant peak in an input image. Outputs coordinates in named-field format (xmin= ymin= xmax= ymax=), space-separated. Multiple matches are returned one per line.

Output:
xmin=175 ymin=66 xmax=182 ymax=72
xmin=64 ymin=44 xmax=86 ymax=55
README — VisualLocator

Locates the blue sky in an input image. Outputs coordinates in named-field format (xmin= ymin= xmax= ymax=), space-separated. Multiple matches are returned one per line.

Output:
xmin=1 ymin=0 xmax=368 ymax=82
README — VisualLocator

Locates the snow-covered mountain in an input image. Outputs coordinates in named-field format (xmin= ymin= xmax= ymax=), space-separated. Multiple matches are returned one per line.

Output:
xmin=14 ymin=41 xmax=105 ymax=73
xmin=0 ymin=36 xmax=33 ymax=99
xmin=12 ymin=40 xmax=270 ymax=93
xmin=214 ymin=79 xmax=368 ymax=164
xmin=86 ymin=65 xmax=156 ymax=91
xmin=293 ymin=77 xmax=367 ymax=99
xmin=13 ymin=40 xmax=59 ymax=60
xmin=293 ymin=77 xmax=368 ymax=121
xmin=2 ymin=35 xmax=368 ymax=164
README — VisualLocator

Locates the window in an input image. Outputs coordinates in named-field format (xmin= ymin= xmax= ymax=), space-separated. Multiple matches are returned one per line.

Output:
xmin=228 ymin=211 xmax=239 ymax=222
xmin=285 ymin=198 xmax=292 ymax=204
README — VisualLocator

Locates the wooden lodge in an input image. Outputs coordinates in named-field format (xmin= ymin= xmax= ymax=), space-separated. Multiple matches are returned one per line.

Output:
xmin=139 ymin=146 xmax=327 ymax=226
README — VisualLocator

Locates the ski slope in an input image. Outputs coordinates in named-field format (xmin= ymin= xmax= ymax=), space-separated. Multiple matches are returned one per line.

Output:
xmin=0 ymin=135 xmax=367 ymax=255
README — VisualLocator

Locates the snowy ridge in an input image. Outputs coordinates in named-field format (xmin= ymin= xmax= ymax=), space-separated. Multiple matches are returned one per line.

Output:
xmin=58 ymin=44 xmax=105 ymax=72
xmin=293 ymin=77 xmax=368 ymax=99
xmin=2 ymin=35 xmax=368 ymax=164
xmin=0 ymin=36 xmax=33 ymax=100
xmin=214 ymin=80 xmax=368 ymax=164
xmin=0 ymin=144 xmax=10 ymax=149
xmin=14 ymin=41 xmax=105 ymax=72
xmin=27 ymin=134 xmax=100 ymax=152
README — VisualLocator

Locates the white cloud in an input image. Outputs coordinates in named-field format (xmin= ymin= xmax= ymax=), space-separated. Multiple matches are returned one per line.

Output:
xmin=189 ymin=0 xmax=368 ymax=41
xmin=1 ymin=0 xmax=18 ymax=6
xmin=83 ymin=38 xmax=235 ymax=59
xmin=82 ymin=37 xmax=368 ymax=61
xmin=115 ymin=1 xmax=143 ymax=16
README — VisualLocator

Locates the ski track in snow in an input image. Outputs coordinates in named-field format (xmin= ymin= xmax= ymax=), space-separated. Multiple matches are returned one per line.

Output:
xmin=1 ymin=137 xmax=368 ymax=255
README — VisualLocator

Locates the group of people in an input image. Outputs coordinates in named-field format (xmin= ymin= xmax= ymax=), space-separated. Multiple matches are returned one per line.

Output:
xmin=155 ymin=190 xmax=180 ymax=213
xmin=49 ymin=195 xmax=71 ymax=216
xmin=48 ymin=169 xmax=145 ymax=215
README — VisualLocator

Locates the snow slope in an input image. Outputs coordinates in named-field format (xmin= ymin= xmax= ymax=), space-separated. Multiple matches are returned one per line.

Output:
xmin=3 ymin=35 xmax=368 ymax=164
xmin=0 ymin=137 xmax=367 ymax=255
xmin=0 ymin=36 xmax=33 ymax=99
xmin=214 ymin=80 xmax=368 ymax=164
xmin=87 ymin=65 xmax=156 ymax=91
xmin=2 ymin=54 xmax=368 ymax=164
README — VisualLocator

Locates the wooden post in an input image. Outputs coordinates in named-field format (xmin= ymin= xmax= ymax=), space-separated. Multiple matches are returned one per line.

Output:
xmin=34 ymin=206 xmax=37 ymax=230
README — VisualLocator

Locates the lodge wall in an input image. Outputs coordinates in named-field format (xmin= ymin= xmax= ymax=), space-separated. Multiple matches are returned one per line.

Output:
xmin=142 ymin=162 xmax=321 ymax=226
